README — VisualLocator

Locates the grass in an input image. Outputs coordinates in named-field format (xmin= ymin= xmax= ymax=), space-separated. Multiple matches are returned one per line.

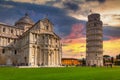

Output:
xmin=0 ymin=66 xmax=120 ymax=80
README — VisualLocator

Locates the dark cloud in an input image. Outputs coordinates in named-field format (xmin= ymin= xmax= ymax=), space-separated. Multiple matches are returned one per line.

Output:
xmin=0 ymin=0 xmax=85 ymax=38
xmin=116 ymin=18 xmax=120 ymax=20
xmin=98 ymin=0 xmax=106 ymax=3
xmin=112 ymin=14 xmax=120 ymax=17
xmin=64 ymin=23 xmax=85 ymax=39
xmin=54 ymin=16 xmax=86 ymax=38
xmin=0 ymin=0 xmax=67 ymax=22
xmin=112 ymin=14 xmax=120 ymax=20
xmin=103 ymin=26 xmax=120 ymax=40
xmin=1 ymin=0 xmax=119 ymax=42
xmin=63 ymin=2 xmax=79 ymax=11
xmin=86 ymin=0 xmax=106 ymax=3
xmin=103 ymin=35 xmax=110 ymax=41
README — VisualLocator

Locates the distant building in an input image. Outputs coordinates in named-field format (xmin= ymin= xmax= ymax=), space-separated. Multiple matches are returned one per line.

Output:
xmin=103 ymin=55 xmax=113 ymax=66
xmin=62 ymin=58 xmax=81 ymax=66
xmin=86 ymin=13 xmax=103 ymax=66
xmin=0 ymin=13 xmax=62 ymax=67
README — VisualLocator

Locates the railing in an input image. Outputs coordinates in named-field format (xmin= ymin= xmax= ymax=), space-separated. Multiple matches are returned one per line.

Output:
xmin=87 ymin=31 xmax=102 ymax=36
xmin=87 ymin=36 xmax=102 ymax=40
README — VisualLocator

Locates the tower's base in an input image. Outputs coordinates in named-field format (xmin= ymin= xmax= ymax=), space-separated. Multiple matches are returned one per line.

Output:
xmin=86 ymin=60 xmax=103 ymax=67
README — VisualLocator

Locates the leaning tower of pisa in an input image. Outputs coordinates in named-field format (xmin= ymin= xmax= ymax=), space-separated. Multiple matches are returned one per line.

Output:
xmin=86 ymin=13 xmax=103 ymax=66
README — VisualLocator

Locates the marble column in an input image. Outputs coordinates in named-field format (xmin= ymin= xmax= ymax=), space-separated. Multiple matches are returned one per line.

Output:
xmin=57 ymin=50 xmax=60 ymax=65
xmin=33 ymin=47 xmax=35 ymax=66
xmin=39 ymin=49 xmax=41 ymax=66
xmin=43 ymin=50 xmax=45 ymax=65
xmin=41 ymin=50 xmax=44 ymax=66
xmin=45 ymin=51 xmax=47 ymax=65
xmin=35 ymin=47 xmax=37 ymax=66
xmin=54 ymin=51 xmax=56 ymax=65
xmin=59 ymin=50 xmax=62 ymax=65
xmin=55 ymin=50 xmax=57 ymax=65
xmin=37 ymin=47 xmax=40 ymax=66
xmin=52 ymin=51 xmax=55 ymax=65
xmin=51 ymin=52 xmax=53 ymax=65
xmin=56 ymin=51 xmax=58 ymax=65
xmin=50 ymin=52 xmax=52 ymax=65
xmin=48 ymin=52 xmax=50 ymax=65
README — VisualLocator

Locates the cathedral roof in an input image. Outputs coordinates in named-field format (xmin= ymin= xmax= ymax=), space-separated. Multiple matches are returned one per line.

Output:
xmin=15 ymin=13 xmax=34 ymax=25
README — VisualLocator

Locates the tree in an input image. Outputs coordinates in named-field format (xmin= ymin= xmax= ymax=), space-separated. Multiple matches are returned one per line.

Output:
xmin=82 ymin=58 xmax=86 ymax=66
xmin=111 ymin=57 xmax=114 ymax=64
xmin=103 ymin=55 xmax=113 ymax=65
xmin=115 ymin=54 xmax=120 ymax=65
xmin=103 ymin=55 xmax=110 ymax=58
xmin=116 ymin=54 xmax=120 ymax=59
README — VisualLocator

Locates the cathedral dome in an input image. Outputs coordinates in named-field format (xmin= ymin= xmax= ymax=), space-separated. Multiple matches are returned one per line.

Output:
xmin=15 ymin=13 xmax=34 ymax=25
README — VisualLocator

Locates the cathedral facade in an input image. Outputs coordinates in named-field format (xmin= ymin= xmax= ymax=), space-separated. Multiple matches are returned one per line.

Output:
xmin=0 ymin=13 xmax=62 ymax=67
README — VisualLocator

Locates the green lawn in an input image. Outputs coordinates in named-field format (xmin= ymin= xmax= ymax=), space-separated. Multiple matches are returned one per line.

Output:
xmin=0 ymin=67 xmax=120 ymax=80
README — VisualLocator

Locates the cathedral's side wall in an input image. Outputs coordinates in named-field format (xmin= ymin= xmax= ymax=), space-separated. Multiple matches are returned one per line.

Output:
xmin=0 ymin=23 xmax=23 ymax=65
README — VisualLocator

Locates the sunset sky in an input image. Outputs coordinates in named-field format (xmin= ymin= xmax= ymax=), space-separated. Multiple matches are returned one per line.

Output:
xmin=0 ymin=0 xmax=120 ymax=59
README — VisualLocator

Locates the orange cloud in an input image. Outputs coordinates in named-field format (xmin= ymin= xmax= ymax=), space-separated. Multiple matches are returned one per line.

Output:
xmin=62 ymin=23 xmax=86 ymax=58
xmin=62 ymin=44 xmax=86 ymax=58
xmin=103 ymin=38 xmax=120 ymax=57
xmin=62 ymin=37 xmax=120 ymax=58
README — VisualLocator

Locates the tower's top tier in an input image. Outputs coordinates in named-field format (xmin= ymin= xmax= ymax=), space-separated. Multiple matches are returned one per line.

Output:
xmin=88 ymin=13 xmax=100 ymax=21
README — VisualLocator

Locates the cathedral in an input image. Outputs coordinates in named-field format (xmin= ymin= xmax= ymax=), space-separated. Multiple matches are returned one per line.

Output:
xmin=0 ymin=13 xmax=62 ymax=67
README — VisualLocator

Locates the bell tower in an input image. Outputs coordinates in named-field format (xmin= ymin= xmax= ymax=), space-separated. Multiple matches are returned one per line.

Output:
xmin=86 ymin=13 xmax=103 ymax=66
